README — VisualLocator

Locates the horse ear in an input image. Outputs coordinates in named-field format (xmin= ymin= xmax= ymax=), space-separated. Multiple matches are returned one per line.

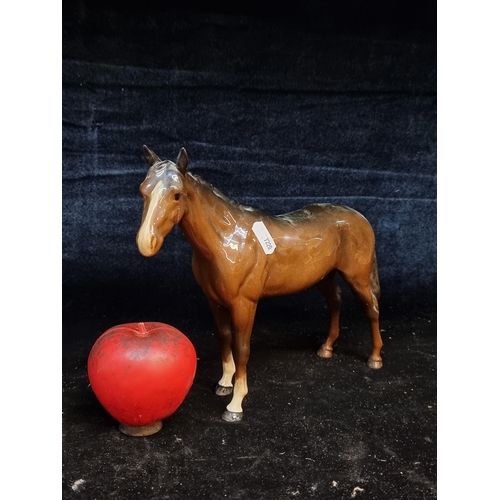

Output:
xmin=176 ymin=147 xmax=189 ymax=175
xmin=142 ymin=145 xmax=161 ymax=166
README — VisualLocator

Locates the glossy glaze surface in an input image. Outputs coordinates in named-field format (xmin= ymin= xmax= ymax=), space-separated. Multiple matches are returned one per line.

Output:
xmin=137 ymin=147 xmax=383 ymax=421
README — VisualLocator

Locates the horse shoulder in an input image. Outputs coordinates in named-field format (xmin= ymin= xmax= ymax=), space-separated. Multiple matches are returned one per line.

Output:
xmin=191 ymin=239 xmax=268 ymax=306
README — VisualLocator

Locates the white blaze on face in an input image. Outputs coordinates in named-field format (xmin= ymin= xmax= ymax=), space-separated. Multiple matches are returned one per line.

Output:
xmin=137 ymin=180 xmax=164 ymax=251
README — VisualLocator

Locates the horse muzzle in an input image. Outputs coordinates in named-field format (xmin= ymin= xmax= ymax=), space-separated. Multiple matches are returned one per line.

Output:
xmin=136 ymin=229 xmax=164 ymax=257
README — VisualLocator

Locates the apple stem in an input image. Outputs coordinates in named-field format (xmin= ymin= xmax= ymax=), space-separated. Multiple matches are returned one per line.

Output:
xmin=137 ymin=322 xmax=148 ymax=336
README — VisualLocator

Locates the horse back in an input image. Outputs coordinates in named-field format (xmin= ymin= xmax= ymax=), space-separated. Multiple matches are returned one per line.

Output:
xmin=272 ymin=203 xmax=375 ymax=254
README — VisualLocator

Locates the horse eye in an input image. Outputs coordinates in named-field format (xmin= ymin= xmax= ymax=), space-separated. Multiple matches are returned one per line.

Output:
xmin=174 ymin=193 xmax=181 ymax=201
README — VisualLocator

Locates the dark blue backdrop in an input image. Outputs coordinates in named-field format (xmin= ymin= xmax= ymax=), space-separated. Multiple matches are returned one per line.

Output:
xmin=62 ymin=1 xmax=436 ymax=309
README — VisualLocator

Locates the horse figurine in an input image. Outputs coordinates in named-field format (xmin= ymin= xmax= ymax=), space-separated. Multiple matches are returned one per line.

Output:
xmin=137 ymin=146 xmax=383 ymax=422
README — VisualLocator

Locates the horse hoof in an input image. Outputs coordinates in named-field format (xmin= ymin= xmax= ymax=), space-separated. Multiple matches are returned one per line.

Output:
xmin=317 ymin=346 xmax=333 ymax=358
xmin=367 ymin=358 xmax=383 ymax=369
xmin=222 ymin=410 xmax=243 ymax=422
xmin=215 ymin=384 xmax=233 ymax=396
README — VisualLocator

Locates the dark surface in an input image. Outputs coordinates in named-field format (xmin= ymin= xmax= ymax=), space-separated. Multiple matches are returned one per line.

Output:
xmin=63 ymin=285 xmax=436 ymax=499
xmin=62 ymin=2 xmax=436 ymax=498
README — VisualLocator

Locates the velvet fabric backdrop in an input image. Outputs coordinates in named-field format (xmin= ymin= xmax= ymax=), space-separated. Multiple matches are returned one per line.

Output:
xmin=62 ymin=1 xmax=436 ymax=311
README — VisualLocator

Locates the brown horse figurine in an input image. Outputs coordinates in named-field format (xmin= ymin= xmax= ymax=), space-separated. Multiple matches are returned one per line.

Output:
xmin=137 ymin=146 xmax=383 ymax=422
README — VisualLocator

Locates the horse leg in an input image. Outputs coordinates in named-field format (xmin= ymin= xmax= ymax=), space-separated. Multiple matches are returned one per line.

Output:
xmin=341 ymin=268 xmax=383 ymax=369
xmin=207 ymin=299 xmax=235 ymax=396
xmin=316 ymin=271 xmax=342 ymax=359
xmin=222 ymin=298 xmax=257 ymax=422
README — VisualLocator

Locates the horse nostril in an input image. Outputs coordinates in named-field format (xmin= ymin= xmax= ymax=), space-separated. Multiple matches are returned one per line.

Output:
xmin=150 ymin=234 xmax=157 ymax=250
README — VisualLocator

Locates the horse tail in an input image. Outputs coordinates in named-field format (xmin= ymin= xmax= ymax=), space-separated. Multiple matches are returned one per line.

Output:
xmin=370 ymin=249 xmax=381 ymax=301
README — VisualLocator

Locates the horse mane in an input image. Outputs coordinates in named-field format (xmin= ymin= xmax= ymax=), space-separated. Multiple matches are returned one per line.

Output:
xmin=191 ymin=173 xmax=263 ymax=215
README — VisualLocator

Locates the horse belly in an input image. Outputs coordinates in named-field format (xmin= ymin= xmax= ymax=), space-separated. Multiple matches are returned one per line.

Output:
xmin=262 ymin=269 xmax=332 ymax=297
xmin=261 ymin=238 xmax=338 ymax=297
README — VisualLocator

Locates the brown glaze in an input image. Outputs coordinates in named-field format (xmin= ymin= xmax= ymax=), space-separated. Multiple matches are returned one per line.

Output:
xmin=137 ymin=146 xmax=383 ymax=422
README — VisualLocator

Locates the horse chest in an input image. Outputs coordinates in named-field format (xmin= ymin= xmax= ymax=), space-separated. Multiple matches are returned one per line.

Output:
xmin=191 ymin=251 xmax=265 ymax=305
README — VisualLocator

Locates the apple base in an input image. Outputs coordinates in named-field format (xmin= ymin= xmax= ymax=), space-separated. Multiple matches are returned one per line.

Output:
xmin=118 ymin=421 xmax=163 ymax=437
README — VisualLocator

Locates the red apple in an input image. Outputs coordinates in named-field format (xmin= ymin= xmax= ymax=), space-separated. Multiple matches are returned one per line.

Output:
xmin=87 ymin=322 xmax=197 ymax=436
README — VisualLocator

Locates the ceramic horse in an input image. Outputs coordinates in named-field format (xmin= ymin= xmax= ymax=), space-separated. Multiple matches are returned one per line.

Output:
xmin=136 ymin=146 xmax=383 ymax=422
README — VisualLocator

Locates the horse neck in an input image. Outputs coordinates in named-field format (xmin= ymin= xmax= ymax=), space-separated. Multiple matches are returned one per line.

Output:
xmin=179 ymin=174 xmax=237 ymax=258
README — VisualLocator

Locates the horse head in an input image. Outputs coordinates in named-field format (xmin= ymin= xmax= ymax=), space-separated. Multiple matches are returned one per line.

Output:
xmin=136 ymin=146 xmax=189 ymax=257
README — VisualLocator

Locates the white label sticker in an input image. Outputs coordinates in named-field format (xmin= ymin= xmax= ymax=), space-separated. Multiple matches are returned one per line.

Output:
xmin=252 ymin=221 xmax=276 ymax=255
